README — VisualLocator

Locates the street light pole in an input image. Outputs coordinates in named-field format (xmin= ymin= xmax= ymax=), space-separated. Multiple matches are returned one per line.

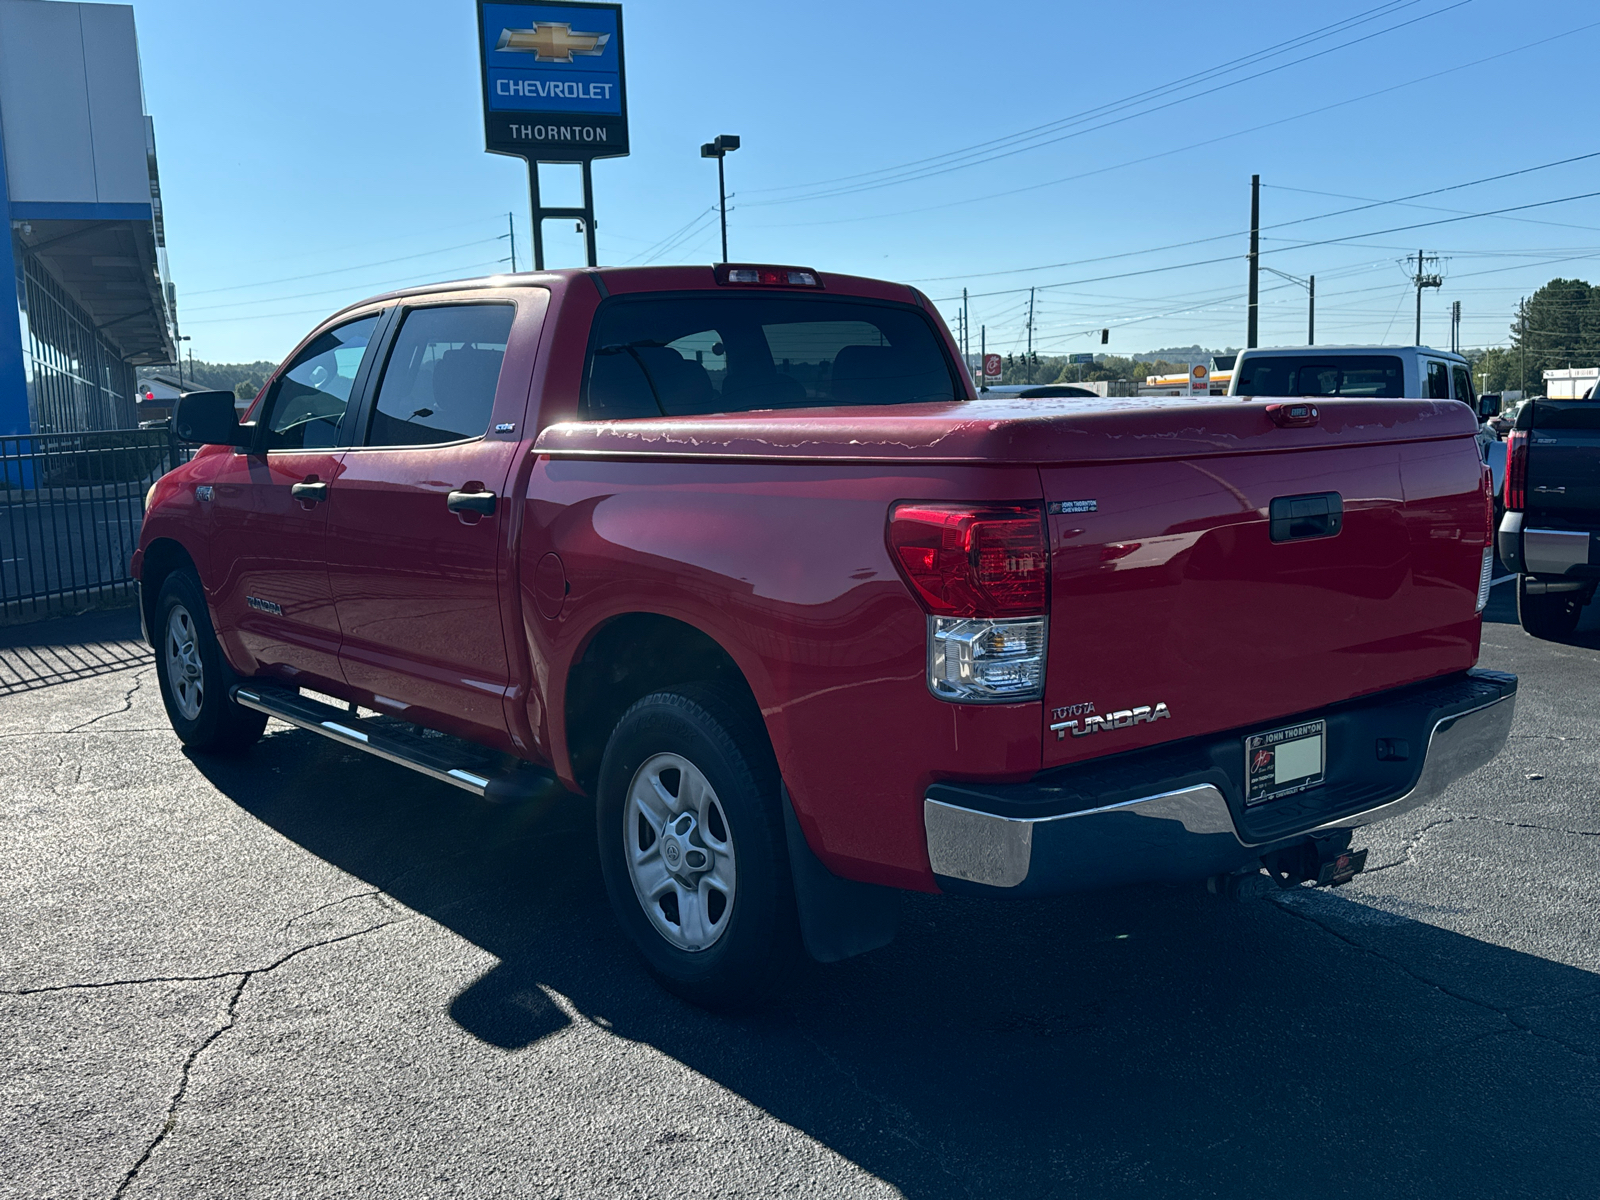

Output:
xmin=700 ymin=135 xmax=741 ymax=263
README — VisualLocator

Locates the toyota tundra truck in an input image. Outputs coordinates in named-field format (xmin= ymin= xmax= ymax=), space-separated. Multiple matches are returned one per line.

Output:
xmin=1498 ymin=393 xmax=1600 ymax=637
xmin=136 ymin=264 xmax=1517 ymax=1006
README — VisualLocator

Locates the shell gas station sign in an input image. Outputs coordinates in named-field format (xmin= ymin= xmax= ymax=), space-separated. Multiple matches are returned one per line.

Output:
xmin=1189 ymin=364 xmax=1209 ymax=395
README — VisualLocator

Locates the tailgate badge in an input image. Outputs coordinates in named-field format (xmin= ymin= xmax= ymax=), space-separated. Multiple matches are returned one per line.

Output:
xmin=1049 ymin=499 xmax=1097 ymax=515
xmin=1051 ymin=702 xmax=1170 ymax=739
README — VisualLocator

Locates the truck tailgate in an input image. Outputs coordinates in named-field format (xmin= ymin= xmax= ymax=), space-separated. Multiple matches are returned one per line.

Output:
xmin=1041 ymin=407 xmax=1487 ymax=769
xmin=1527 ymin=401 xmax=1600 ymax=524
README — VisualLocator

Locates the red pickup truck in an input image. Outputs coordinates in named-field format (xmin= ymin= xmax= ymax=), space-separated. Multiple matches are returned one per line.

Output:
xmin=136 ymin=264 xmax=1517 ymax=1006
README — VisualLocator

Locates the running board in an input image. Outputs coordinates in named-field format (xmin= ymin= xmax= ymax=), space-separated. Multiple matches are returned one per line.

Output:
xmin=231 ymin=682 xmax=559 ymax=803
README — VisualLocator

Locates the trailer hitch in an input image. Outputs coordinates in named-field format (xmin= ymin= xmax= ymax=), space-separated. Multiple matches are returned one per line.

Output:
xmin=1261 ymin=833 xmax=1368 ymax=889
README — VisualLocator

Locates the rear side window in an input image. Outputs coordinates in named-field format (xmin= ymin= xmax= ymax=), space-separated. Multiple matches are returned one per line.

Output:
xmin=1234 ymin=355 xmax=1404 ymax=399
xmin=582 ymin=294 xmax=956 ymax=419
xmin=1426 ymin=361 xmax=1451 ymax=400
xmin=1451 ymin=365 xmax=1474 ymax=404
xmin=365 ymin=304 xmax=514 ymax=447
xmin=259 ymin=315 xmax=379 ymax=451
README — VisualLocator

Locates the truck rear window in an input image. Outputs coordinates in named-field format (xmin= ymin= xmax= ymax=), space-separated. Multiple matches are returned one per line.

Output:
xmin=1235 ymin=355 xmax=1404 ymax=398
xmin=582 ymin=294 xmax=957 ymax=419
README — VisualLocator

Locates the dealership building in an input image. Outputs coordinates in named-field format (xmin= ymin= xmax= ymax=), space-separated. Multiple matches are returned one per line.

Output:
xmin=0 ymin=0 xmax=176 ymax=437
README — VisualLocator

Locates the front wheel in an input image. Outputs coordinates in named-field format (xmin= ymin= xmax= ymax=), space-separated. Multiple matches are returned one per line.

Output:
xmin=595 ymin=685 xmax=797 ymax=1009
xmin=1517 ymin=576 xmax=1584 ymax=640
xmin=153 ymin=570 xmax=268 ymax=754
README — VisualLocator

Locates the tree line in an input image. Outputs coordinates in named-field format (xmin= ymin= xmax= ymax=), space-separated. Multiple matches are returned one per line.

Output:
xmin=1465 ymin=277 xmax=1600 ymax=395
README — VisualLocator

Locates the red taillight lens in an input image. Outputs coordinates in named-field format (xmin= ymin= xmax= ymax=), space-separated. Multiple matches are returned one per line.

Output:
xmin=887 ymin=502 xmax=1047 ymax=617
xmin=1504 ymin=430 xmax=1527 ymax=511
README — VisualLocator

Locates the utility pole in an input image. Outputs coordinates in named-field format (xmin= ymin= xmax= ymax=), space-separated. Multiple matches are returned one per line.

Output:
xmin=962 ymin=288 xmax=970 ymax=379
xmin=1411 ymin=249 xmax=1442 ymax=345
xmin=1519 ymin=308 xmax=1527 ymax=395
xmin=1451 ymin=300 xmax=1461 ymax=353
xmin=507 ymin=212 xmax=517 ymax=273
xmin=1307 ymin=275 xmax=1315 ymax=346
xmin=980 ymin=325 xmax=986 ymax=392
xmin=1026 ymin=288 xmax=1035 ymax=384
xmin=1247 ymin=174 xmax=1260 ymax=349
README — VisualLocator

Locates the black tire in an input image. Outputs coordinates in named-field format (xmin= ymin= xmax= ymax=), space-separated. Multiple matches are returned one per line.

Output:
xmin=595 ymin=684 xmax=797 ymax=1010
xmin=152 ymin=570 xmax=268 ymax=754
xmin=1517 ymin=576 xmax=1583 ymax=640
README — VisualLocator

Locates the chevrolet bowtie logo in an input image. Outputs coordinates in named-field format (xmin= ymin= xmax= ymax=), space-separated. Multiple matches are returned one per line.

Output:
xmin=496 ymin=22 xmax=610 ymax=62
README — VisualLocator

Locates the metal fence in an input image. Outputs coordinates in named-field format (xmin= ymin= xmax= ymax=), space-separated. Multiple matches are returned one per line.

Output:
xmin=0 ymin=428 xmax=191 ymax=622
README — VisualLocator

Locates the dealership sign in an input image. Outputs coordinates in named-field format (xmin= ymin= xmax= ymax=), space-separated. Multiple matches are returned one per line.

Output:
xmin=477 ymin=1 xmax=629 ymax=160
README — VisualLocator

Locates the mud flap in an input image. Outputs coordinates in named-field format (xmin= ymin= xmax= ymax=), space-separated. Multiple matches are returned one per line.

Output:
xmin=782 ymin=786 xmax=899 ymax=963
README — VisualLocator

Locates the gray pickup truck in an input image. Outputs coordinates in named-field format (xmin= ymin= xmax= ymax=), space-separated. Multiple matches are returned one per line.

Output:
xmin=1498 ymin=396 xmax=1600 ymax=637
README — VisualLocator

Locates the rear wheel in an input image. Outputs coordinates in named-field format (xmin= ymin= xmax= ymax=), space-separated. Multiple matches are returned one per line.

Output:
xmin=596 ymin=685 xmax=797 ymax=1009
xmin=1517 ymin=576 xmax=1583 ymax=640
xmin=153 ymin=570 xmax=267 ymax=754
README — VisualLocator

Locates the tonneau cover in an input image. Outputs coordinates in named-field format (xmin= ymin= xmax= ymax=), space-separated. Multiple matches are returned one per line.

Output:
xmin=534 ymin=396 xmax=1479 ymax=465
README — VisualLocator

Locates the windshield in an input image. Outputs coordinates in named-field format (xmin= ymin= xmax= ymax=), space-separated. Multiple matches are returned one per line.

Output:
xmin=1235 ymin=354 xmax=1404 ymax=398
xmin=583 ymin=294 xmax=958 ymax=419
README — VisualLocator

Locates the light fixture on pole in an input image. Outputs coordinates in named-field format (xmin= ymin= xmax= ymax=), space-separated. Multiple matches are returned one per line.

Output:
xmin=1263 ymin=267 xmax=1315 ymax=345
xmin=700 ymin=134 xmax=740 ymax=263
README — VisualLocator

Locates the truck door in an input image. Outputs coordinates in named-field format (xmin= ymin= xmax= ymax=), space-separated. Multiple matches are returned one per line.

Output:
xmin=323 ymin=294 xmax=544 ymax=747
xmin=207 ymin=312 xmax=383 ymax=690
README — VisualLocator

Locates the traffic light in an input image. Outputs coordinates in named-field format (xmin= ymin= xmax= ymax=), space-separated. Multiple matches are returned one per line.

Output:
xmin=1031 ymin=351 xmax=1039 ymax=366
xmin=1101 ymin=329 xmax=1109 ymax=344
xmin=1006 ymin=353 xmax=1014 ymax=367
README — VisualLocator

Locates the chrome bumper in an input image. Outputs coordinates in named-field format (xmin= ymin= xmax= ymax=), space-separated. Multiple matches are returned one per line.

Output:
xmin=925 ymin=683 xmax=1516 ymax=893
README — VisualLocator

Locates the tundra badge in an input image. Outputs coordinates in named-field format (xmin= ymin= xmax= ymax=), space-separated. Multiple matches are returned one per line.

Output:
xmin=1051 ymin=702 xmax=1170 ymax=739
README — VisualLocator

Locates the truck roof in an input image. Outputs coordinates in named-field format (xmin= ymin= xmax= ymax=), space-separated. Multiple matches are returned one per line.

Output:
xmin=326 ymin=265 xmax=923 ymax=322
xmin=1238 ymin=345 xmax=1469 ymax=363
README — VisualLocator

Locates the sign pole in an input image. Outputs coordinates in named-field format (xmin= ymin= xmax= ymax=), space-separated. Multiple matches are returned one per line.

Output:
xmin=528 ymin=161 xmax=545 ymax=271
xmin=479 ymin=1 xmax=627 ymax=272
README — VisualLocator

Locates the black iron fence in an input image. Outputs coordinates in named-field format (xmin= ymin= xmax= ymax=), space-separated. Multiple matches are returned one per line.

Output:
xmin=0 ymin=428 xmax=193 ymax=622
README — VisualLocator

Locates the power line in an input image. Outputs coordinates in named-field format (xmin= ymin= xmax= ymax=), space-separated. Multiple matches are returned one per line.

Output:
xmin=746 ymin=18 xmax=1600 ymax=232
xmin=928 ymin=188 xmax=1600 ymax=304
xmin=181 ymin=260 xmax=507 ymax=324
xmin=183 ymin=237 xmax=505 ymax=296
xmin=747 ymin=1 xmax=1468 ymax=206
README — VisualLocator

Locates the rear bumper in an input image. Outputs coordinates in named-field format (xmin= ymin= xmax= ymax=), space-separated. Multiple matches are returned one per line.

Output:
xmin=924 ymin=668 xmax=1517 ymax=894
xmin=1497 ymin=511 xmax=1600 ymax=582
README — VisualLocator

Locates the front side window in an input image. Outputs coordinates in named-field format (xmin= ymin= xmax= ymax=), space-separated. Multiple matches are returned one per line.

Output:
xmin=259 ymin=315 xmax=379 ymax=451
xmin=1234 ymin=354 xmax=1404 ymax=398
xmin=583 ymin=294 xmax=956 ymax=420
xmin=365 ymin=304 xmax=515 ymax=447
xmin=1451 ymin=365 xmax=1474 ymax=404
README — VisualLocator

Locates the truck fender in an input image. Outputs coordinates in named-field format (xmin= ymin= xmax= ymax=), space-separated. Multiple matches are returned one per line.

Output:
xmin=782 ymin=784 xmax=898 ymax=962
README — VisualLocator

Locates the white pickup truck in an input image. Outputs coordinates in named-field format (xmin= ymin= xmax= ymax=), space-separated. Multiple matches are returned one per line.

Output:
xmin=1229 ymin=344 xmax=1505 ymax=505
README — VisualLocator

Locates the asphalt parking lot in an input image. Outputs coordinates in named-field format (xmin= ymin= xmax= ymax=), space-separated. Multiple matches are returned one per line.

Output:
xmin=3 ymin=584 xmax=1598 ymax=1200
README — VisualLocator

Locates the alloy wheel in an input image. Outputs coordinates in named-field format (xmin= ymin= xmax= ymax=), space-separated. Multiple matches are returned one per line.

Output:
xmin=164 ymin=603 xmax=205 ymax=721
xmin=623 ymin=752 xmax=737 ymax=952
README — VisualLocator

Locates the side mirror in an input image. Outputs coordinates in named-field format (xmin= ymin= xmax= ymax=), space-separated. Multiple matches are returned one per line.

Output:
xmin=172 ymin=390 xmax=249 ymax=447
xmin=1476 ymin=394 xmax=1499 ymax=420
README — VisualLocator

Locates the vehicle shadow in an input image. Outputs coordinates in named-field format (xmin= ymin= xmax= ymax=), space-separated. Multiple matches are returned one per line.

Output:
xmin=191 ymin=731 xmax=1600 ymax=1199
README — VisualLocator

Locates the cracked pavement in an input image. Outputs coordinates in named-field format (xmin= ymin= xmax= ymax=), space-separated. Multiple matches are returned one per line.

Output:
xmin=3 ymin=586 xmax=1599 ymax=1199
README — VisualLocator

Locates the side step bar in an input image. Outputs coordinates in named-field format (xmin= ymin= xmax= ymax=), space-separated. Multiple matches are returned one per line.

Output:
xmin=231 ymin=683 xmax=559 ymax=803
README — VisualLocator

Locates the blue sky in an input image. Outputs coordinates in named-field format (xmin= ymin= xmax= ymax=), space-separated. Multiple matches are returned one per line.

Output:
xmin=133 ymin=0 xmax=1600 ymax=364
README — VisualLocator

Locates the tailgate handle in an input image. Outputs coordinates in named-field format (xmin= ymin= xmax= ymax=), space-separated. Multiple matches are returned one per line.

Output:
xmin=1265 ymin=402 xmax=1319 ymax=428
xmin=1270 ymin=492 xmax=1343 ymax=542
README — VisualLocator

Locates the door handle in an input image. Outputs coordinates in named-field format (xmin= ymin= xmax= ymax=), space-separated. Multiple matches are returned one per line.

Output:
xmin=290 ymin=480 xmax=329 ymax=505
xmin=447 ymin=489 xmax=497 ymax=516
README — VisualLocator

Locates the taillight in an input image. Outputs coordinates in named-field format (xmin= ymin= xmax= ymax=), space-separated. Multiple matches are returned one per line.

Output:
xmin=888 ymin=502 xmax=1046 ymax=616
xmin=1505 ymin=430 xmax=1527 ymax=511
xmin=1482 ymin=465 xmax=1496 ymax=546
xmin=888 ymin=502 xmax=1048 ymax=703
